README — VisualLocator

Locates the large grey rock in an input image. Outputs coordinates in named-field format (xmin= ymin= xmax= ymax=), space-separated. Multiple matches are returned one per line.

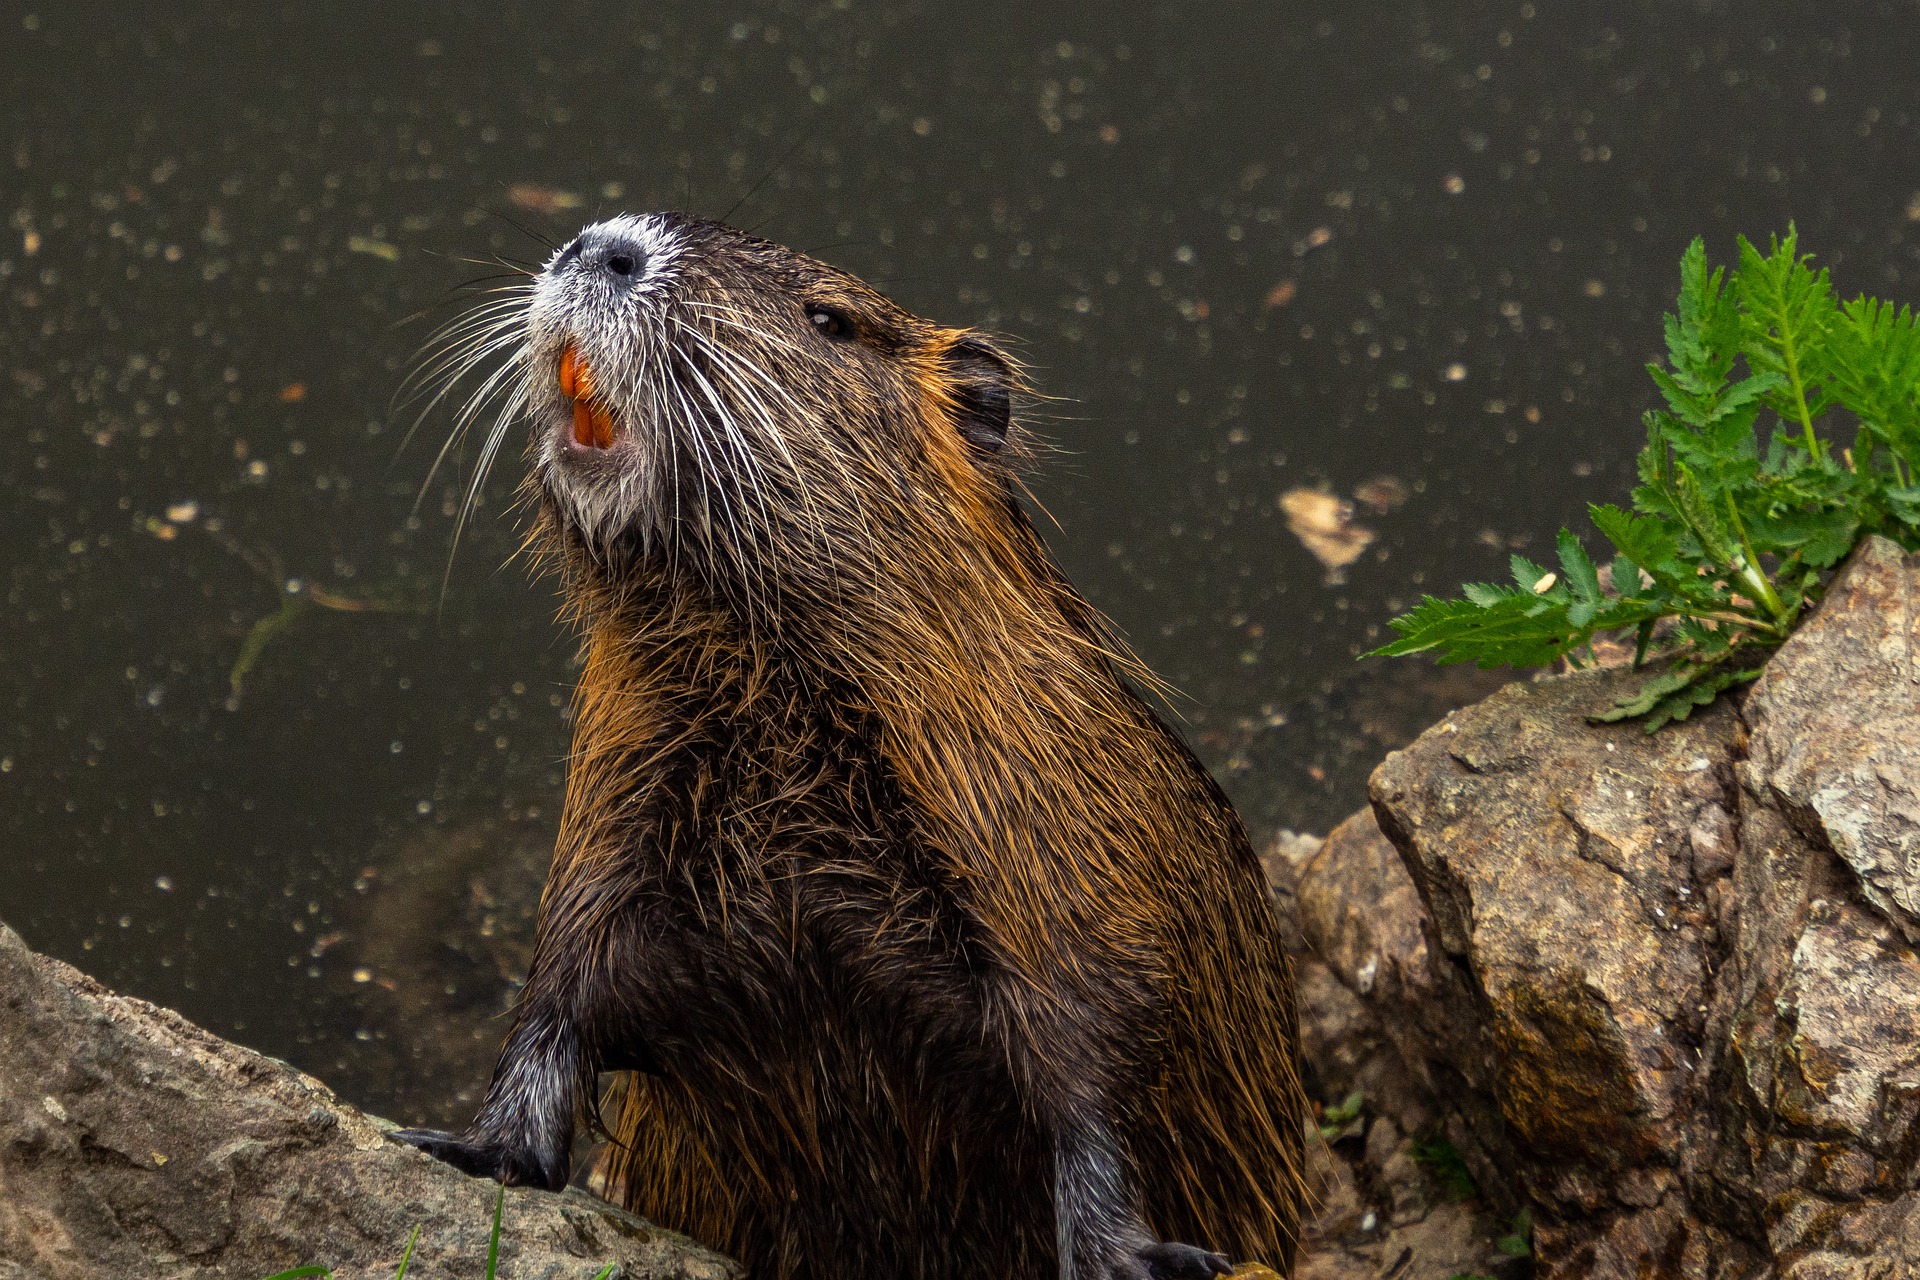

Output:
xmin=1364 ymin=662 xmax=1750 ymax=1275
xmin=0 ymin=923 xmax=740 ymax=1280
xmin=1292 ymin=537 xmax=1920 ymax=1277
xmin=1742 ymin=535 xmax=1920 ymax=944
xmin=1710 ymin=536 xmax=1920 ymax=1278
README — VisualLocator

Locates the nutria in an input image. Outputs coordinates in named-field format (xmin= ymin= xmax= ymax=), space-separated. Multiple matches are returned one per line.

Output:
xmin=395 ymin=212 xmax=1306 ymax=1279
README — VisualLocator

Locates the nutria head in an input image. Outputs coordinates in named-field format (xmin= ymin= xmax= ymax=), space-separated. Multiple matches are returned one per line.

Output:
xmin=492 ymin=214 xmax=1027 ymax=608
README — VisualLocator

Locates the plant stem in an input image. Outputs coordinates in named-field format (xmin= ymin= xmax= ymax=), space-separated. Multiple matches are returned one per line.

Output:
xmin=1690 ymin=609 xmax=1784 ymax=636
xmin=1722 ymin=491 xmax=1789 ymax=623
xmin=1781 ymin=343 xmax=1821 ymax=459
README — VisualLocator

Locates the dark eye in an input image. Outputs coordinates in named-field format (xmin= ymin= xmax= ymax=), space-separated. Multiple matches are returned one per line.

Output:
xmin=806 ymin=305 xmax=853 ymax=341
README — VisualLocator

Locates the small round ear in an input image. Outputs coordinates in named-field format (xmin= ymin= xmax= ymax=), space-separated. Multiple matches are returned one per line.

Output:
xmin=940 ymin=336 xmax=1014 ymax=452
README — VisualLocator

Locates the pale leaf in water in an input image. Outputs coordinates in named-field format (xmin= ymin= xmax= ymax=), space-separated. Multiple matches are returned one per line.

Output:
xmin=1281 ymin=487 xmax=1375 ymax=585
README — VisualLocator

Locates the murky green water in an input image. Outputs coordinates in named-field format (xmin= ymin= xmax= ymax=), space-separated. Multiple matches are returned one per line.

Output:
xmin=4 ymin=1 xmax=1918 ymax=1119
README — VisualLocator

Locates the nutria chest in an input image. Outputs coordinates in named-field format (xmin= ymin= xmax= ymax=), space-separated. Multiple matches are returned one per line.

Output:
xmin=561 ymin=619 xmax=1066 ymax=1274
xmin=574 ymin=642 xmax=988 ymax=1057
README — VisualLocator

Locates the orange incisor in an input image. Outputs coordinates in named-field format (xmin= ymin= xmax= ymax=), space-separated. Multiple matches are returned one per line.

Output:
xmin=558 ymin=342 xmax=616 ymax=448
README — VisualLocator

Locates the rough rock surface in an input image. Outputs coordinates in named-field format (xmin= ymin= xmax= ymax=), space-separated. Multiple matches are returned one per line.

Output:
xmin=1291 ymin=537 xmax=1920 ymax=1278
xmin=0 ymin=923 xmax=739 ymax=1280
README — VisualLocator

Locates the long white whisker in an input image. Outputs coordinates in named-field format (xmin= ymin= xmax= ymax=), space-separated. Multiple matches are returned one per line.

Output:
xmin=404 ymin=325 xmax=527 ymax=447
xmin=407 ymin=331 xmax=524 ymax=409
xmin=685 ymin=330 xmax=844 ymax=607
xmin=680 ymin=300 xmax=815 ymax=359
xmin=679 ymin=346 xmax=784 ymax=629
xmin=667 ymin=343 xmax=773 ymax=629
xmin=442 ymin=378 xmax=532 ymax=601
xmin=416 ymin=347 xmax=529 ymax=517
xmin=669 ymin=336 xmax=778 ymax=544
xmin=401 ymin=293 xmax=535 ymax=402
xmin=666 ymin=374 xmax=750 ymax=616
xmin=688 ymin=326 xmax=874 ymax=605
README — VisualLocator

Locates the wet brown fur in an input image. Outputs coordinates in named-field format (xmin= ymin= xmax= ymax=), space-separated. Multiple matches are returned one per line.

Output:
xmin=455 ymin=217 xmax=1303 ymax=1278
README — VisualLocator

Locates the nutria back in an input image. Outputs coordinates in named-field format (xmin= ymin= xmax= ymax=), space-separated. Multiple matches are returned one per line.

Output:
xmin=397 ymin=212 xmax=1305 ymax=1280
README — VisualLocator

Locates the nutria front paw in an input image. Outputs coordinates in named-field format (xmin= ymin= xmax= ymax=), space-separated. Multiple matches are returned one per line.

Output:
xmin=1130 ymin=1241 xmax=1233 ymax=1280
xmin=390 ymin=1127 xmax=566 ymax=1191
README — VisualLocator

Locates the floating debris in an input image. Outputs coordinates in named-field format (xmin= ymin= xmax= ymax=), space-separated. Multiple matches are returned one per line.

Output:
xmin=1443 ymin=173 xmax=1466 ymax=194
xmin=1264 ymin=279 xmax=1298 ymax=308
xmin=164 ymin=499 xmax=200 ymax=524
xmin=1281 ymin=487 xmax=1376 ymax=585
xmin=348 ymin=235 xmax=399 ymax=262
xmin=224 ymin=579 xmax=422 ymax=709
xmin=1352 ymin=475 xmax=1409 ymax=514
xmin=1444 ymin=361 xmax=1468 ymax=382
xmin=1293 ymin=226 xmax=1334 ymax=257
xmin=278 ymin=382 xmax=307 ymax=402
xmin=507 ymin=183 xmax=583 ymax=214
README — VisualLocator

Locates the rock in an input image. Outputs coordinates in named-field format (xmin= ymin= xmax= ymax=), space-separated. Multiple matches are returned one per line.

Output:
xmin=27 ymin=537 xmax=1920 ymax=1280
xmin=1371 ymin=660 xmax=1739 ymax=1230
xmin=1290 ymin=536 xmax=1920 ymax=1277
xmin=0 ymin=923 xmax=740 ymax=1280
xmin=1709 ymin=536 xmax=1920 ymax=1278
xmin=1741 ymin=535 xmax=1920 ymax=945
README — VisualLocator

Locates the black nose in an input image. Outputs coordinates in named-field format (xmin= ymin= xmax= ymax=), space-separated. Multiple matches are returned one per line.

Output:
xmin=558 ymin=230 xmax=649 ymax=287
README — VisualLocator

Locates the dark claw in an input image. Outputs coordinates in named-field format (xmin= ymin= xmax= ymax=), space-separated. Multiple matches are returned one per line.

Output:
xmin=1135 ymin=1241 xmax=1233 ymax=1280
xmin=389 ymin=1127 xmax=566 ymax=1191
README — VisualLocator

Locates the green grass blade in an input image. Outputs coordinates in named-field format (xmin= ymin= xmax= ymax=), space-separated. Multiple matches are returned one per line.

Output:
xmin=393 ymin=1224 xmax=421 ymax=1280
xmin=486 ymin=1184 xmax=505 ymax=1279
